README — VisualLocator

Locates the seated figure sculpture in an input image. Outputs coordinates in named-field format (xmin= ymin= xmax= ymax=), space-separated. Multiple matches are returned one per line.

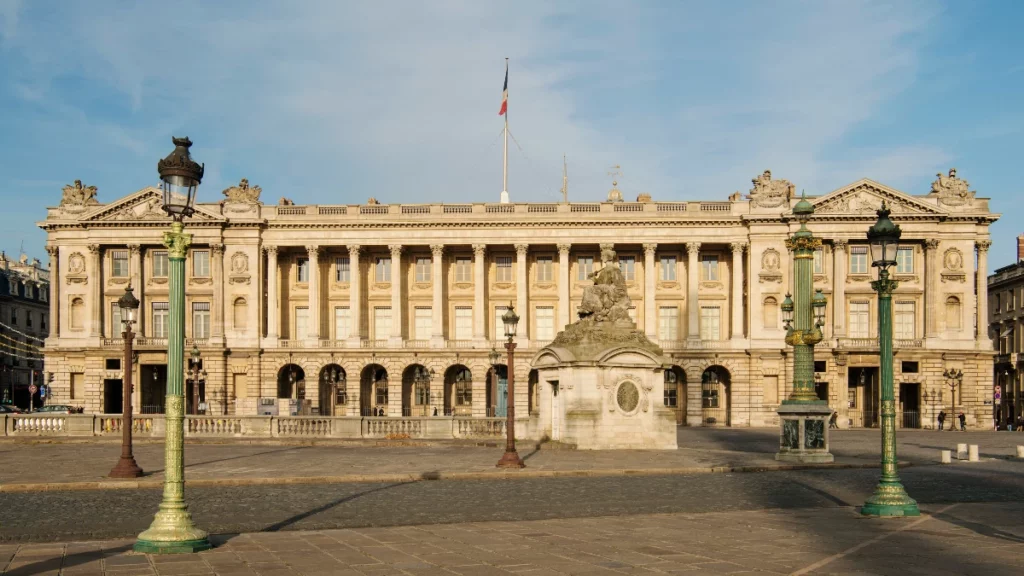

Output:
xmin=578 ymin=246 xmax=632 ymax=324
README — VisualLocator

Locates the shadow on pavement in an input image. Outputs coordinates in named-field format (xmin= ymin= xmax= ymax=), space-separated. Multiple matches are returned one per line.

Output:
xmin=262 ymin=481 xmax=412 ymax=533
xmin=3 ymin=543 xmax=133 ymax=576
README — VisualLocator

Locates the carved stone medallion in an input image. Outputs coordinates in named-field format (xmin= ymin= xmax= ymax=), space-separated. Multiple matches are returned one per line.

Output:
xmin=944 ymin=248 xmax=963 ymax=271
xmin=761 ymin=248 xmax=781 ymax=271
xmin=66 ymin=252 xmax=88 ymax=285
xmin=229 ymin=251 xmax=252 ymax=285
xmin=616 ymin=380 xmax=640 ymax=413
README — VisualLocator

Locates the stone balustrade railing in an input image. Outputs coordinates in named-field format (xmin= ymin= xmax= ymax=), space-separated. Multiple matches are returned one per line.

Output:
xmin=1 ymin=414 xmax=523 ymax=441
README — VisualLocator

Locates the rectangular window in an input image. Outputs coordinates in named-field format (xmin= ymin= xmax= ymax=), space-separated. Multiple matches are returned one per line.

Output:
xmin=813 ymin=249 xmax=824 ymax=274
xmin=111 ymin=250 xmax=129 ymax=278
xmin=294 ymin=307 xmax=309 ymax=340
xmin=10 ymin=308 xmax=16 ymax=325
xmin=536 ymin=257 xmax=553 ymax=283
xmin=535 ymin=306 xmax=555 ymax=342
xmin=334 ymin=307 xmax=351 ymax=340
xmin=496 ymin=256 xmax=513 ymax=282
xmin=71 ymin=373 xmax=84 ymax=400
xmin=193 ymin=250 xmax=210 ymax=278
xmin=192 ymin=302 xmax=211 ymax=339
xmin=26 ymin=311 xmax=32 ymax=328
xmin=414 ymin=307 xmax=432 ymax=340
xmin=41 ymin=314 xmax=46 ymax=331
xmin=415 ymin=257 xmax=431 ymax=283
xmin=577 ymin=256 xmax=594 ymax=281
xmin=373 ymin=307 xmax=391 ymax=339
xmin=375 ymin=257 xmax=391 ymax=282
xmin=850 ymin=246 xmax=868 ymax=274
xmin=894 ymin=301 xmax=915 ymax=340
xmin=701 ymin=255 xmax=719 ymax=281
xmin=660 ymin=256 xmax=676 ymax=281
xmin=849 ymin=301 xmax=870 ymax=338
xmin=700 ymin=306 xmax=721 ymax=340
xmin=455 ymin=257 xmax=472 ymax=283
xmin=335 ymin=257 xmax=350 ymax=283
xmin=153 ymin=251 xmax=168 ymax=278
xmin=111 ymin=302 xmax=123 ymax=336
xmin=40 ymin=287 xmax=47 ymax=302
xmin=495 ymin=305 xmax=508 ymax=339
xmin=296 ymin=257 xmax=309 ymax=283
xmin=619 ymin=256 xmax=636 ymax=281
xmin=152 ymin=302 xmax=169 ymax=338
xmin=658 ymin=306 xmax=678 ymax=341
xmin=454 ymin=307 xmax=473 ymax=341
xmin=25 ymin=285 xmax=33 ymax=300
xmin=896 ymin=247 xmax=913 ymax=274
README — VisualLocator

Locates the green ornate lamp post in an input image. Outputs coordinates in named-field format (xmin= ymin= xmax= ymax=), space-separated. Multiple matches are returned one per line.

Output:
xmin=496 ymin=303 xmax=525 ymax=468
xmin=861 ymin=202 xmax=920 ymax=517
xmin=135 ymin=137 xmax=212 ymax=553
xmin=776 ymin=193 xmax=834 ymax=463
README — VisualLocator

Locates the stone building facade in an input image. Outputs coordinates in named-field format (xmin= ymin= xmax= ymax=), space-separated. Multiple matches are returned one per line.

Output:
xmin=0 ymin=252 xmax=50 ymax=408
xmin=988 ymin=234 xmax=1024 ymax=427
xmin=38 ymin=170 xmax=998 ymax=428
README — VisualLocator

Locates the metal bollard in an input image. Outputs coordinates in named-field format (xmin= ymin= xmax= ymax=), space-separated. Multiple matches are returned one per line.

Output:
xmin=940 ymin=450 xmax=952 ymax=464
xmin=957 ymin=443 xmax=968 ymax=460
xmin=968 ymin=445 xmax=979 ymax=462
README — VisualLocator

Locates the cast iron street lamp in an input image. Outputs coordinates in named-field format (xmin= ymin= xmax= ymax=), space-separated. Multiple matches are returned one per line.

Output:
xmin=135 ymin=137 xmax=211 ymax=553
xmin=496 ymin=303 xmax=524 ymax=468
xmin=109 ymin=285 xmax=143 ymax=478
xmin=776 ymin=194 xmax=833 ymax=462
xmin=412 ymin=365 xmax=435 ymax=416
xmin=488 ymin=347 xmax=500 ymax=417
xmin=189 ymin=344 xmax=207 ymax=415
xmin=943 ymin=368 xmax=963 ymax=430
xmin=861 ymin=201 xmax=920 ymax=517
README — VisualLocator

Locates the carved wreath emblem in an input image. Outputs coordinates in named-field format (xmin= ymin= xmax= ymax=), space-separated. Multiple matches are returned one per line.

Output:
xmin=231 ymin=251 xmax=249 ymax=274
xmin=944 ymin=248 xmax=963 ymax=271
xmin=761 ymin=248 xmax=781 ymax=271
xmin=68 ymin=252 xmax=85 ymax=274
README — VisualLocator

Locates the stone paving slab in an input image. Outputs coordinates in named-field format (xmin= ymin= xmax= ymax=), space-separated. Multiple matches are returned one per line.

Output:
xmin=2 ymin=502 xmax=1023 ymax=575
xmin=1 ymin=428 xmax=1020 ymax=491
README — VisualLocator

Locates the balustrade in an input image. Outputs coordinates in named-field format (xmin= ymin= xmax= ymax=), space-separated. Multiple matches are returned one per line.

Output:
xmin=454 ymin=417 xmax=505 ymax=438
xmin=276 ymin=417 xmax=331 ymax=437
xmin=364 ymin=417 xmax=424 ymax=438
xmin=11 ymin=415 xmax=66 ymax=434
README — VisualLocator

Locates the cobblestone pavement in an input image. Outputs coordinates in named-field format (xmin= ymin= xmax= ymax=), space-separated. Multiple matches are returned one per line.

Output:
xmin=1 ymin=429 xmax=1021 ymax=486
xmin=2 ymin=501 xmax=1022 ymax=575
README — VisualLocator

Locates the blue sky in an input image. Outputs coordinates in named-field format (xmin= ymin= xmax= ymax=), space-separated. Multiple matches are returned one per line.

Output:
xmin=0 ymin=1 xmax=1021 ymax=267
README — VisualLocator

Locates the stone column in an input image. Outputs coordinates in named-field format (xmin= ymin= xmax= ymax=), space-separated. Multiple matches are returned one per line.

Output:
xmin=347 ymin=245 xmax=362 ymax=344
xmin=264 ymin=245 xmax=279 ymax=341
xmin=924 ymin=239 xmax=940 ymax=338
xmin=558 ymin=243 xmax=572 ymax=330
xmin=211 ymin=244 xmax=224 ymax=339
xmin=46 ymin=244 xmax=59 ymax=339
xmin=686 ymin=242 xmax=701 ymax=340
xmin=515 ymin=244 xmax=529 ymax=345
xmin=832 ymin=240 xmax=847 ymax=337
xmin=643 ymin=243 xmax=657 ymax=339
xmin=976 ymin=240 xmax=991 ymax=345
xmin=389 ymin=244 xmax=403 ymax=344
xmin=430 ymin=244 xmax=445 ymax=347
xmin=730 ymin=242 xmax=746 ymax=340
xmin=127 ymin=244 xmax=142 ymax=291
xmin=473 ymin=244 xmax=487 ymax=342
xmin=306 ymin=245 xmax=320 ymax=341
xmin=88 ymin=244 xmax=102 ymax=338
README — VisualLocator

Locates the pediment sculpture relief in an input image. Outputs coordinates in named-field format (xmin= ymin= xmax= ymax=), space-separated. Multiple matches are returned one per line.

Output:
xmin=747 ymin=170 xmax=795 ymax=209
xmin=931 ymin=168 xmax=975 ymax=207
xmin=59 ymin=180 xmax=100 ymax=212
xmin=815 ymin=186 xmax=923 ymax=215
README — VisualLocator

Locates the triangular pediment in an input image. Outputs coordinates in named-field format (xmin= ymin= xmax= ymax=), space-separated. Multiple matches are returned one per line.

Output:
xmin=80 ymin=187 xmax=225 ymax=223
xmin=810 ymin=179 xmax=944 ymax=216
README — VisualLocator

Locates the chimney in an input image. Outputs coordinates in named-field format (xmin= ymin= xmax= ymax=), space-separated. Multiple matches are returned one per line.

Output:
xmin=1018 ymin=234 xmax=1024 ymax=262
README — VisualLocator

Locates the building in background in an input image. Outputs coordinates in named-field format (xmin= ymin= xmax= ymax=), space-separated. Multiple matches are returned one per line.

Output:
xmin=38 ymin=169 xmax=998 ymax=428
xmin=988 ymin=234 xmax=1024 ymax=428
xmin=0 ymin=252 xmax=50 ymax=409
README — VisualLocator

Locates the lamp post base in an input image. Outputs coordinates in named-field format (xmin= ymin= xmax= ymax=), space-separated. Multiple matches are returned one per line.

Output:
xmin=134 ymin=537 xmax=212 ymax=555
xmin=775 ymin=402 xmax=834 ymax=463
xmin=496 ymin=450 xmax=525 ymax=469
xmin=135 ymin=503 xmax=211 ymax=554
xmin=108 ymin=456 xmax=143 ymax=479
xmin=861 ymin=481 xmax=920 ymax=517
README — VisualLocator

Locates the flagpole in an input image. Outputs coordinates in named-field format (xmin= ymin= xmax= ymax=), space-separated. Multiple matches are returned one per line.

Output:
xmin=500 ymin=58 xmax=510 ymax=204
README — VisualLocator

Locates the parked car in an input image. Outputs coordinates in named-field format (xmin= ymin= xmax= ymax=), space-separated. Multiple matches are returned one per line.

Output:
xmin=0 ymin=405 xmax=25 ymax=414
xmin=32 ymin=405 xmax=77 ymax=414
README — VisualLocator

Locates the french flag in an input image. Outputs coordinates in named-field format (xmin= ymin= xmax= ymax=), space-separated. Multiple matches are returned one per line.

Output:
xmin=498 ymin=62 xmax=508 ymax=116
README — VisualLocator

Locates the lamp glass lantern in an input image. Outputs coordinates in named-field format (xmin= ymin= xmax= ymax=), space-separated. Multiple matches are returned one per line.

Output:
xmin=118 ymin=285 xmax=140 ymax=328
xmin=781 ymin=293 xmax=794 ymax=326
xmin=190 ymin=343 xmax=201 ymax=362
xmin=488 ymin=348 xmax=501 ymax=366
xmin=867 ymin=202 xmax=902 ymax=270
xmin=812 ymin=288 xmax=827 ymax=326
xmin=502 ymin=303 xmax=520 ymax=340
xmin=158 ymin=137 xmax=204 ymax=219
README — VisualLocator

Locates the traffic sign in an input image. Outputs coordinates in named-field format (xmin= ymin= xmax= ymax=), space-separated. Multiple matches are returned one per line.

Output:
xmin=28 ymin=384 xmax=38 ymax=395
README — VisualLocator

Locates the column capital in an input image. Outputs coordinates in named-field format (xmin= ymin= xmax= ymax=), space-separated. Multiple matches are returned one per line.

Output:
xmin=87 ymin=244 xmax=101 ymax=255
xmin=430 ymin=244 xmax=445 ymax=258
xmin=210 ymin=243 xmax=224 ymax=256
xmin=127 ymin=243 xmax=141 ymax=255
xmin=389 ymin=244 xmax=403 ymax=256
xmin=45 ymin=244 xmax=59 ymax=258
xmin=514 ymin=244 xmax=529 ymax=256
xmin=306 ymin=245 xmax=321 ymax=258
xmin=729 ymin=242 xmax=748 ymax=253
xmin=976 ymin=240 xmax=992 ymax=253
xmin=686 ymin=242 xmax=701 ymax=256
xmin=556 ymin=243 xmax=572 ymax=254
xmin=347 ymin=244 xmax=361 ymax=258
xmin=833 ymin=239 xmax=848 ymax=251
xmin=924 ymin=239 xmax=940 ymax=251
xmin=472 ymin=244 xmax=487 ymax=257
xmin=263 ymin=245 xmax=278 ymax=256
xmin=643 ymin=243 xmax=657 ymax=256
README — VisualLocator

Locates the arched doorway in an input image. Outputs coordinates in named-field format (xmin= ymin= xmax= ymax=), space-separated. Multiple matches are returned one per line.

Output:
xmin=664 ymin=366 xmax=687 ymax=425
xmin=701 ymin=366 xmax=730 ymax=426
xmin=360 ymin=364 xmax=388 ymax=416
xmin=277 ymin=364 xmax=305 ymax=400
xmin=402 ymin=364 xmax=435 ymax=417
xmin=528 ymin=369 xmax=539 ymax=416
xmin=445 ymin=365 xmax=472 ymax=416
xmin=318 ymin=364 xmax=346 ymax=416
xmin=486 ymin=365 xmax=508 ymax=417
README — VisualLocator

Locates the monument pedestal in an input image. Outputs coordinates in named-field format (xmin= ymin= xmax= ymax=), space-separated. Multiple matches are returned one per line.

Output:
xmin=776 ymin=402 xmax=834 ymax=463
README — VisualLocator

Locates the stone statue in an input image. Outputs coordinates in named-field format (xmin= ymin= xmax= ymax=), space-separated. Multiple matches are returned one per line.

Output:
xmin=747 ymin=170 xmax=795 ymax=208
xmin=367 ymin=197 xmax=380 ymax=205
xmin=931 ymin=168 xmax=975 ymax=207
xmin=60 ymin=180 xmax=99 ymax=207
xmin=578 ymin=247 xmax=631 ymax=323
xmin=222 ymin=178 xmax=262 ymax=204
xmin=278 ymin=197 xmax=294 ymax=206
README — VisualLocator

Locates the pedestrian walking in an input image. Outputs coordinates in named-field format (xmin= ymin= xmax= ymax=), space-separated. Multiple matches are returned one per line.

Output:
xmin=937 ymin=410 xmax=946 ymax=431
xmin=958 ymin=411 xmax=967 ymax=431
xmin=829 ymin=411 xmax=838 ymax=429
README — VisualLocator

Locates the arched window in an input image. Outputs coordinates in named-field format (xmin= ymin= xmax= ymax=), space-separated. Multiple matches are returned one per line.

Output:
xmin=946 ymin=296 xmax=962 ymax=330
xmin=233 ymin=297 xmax=248 ymax=330
xmin=763 ymin=297 xmax=778 ymax=330
xmin=455 ymin=368 xmax=472 ymax=406
xmin=70 ymin=298 xmax=85 ymax=330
